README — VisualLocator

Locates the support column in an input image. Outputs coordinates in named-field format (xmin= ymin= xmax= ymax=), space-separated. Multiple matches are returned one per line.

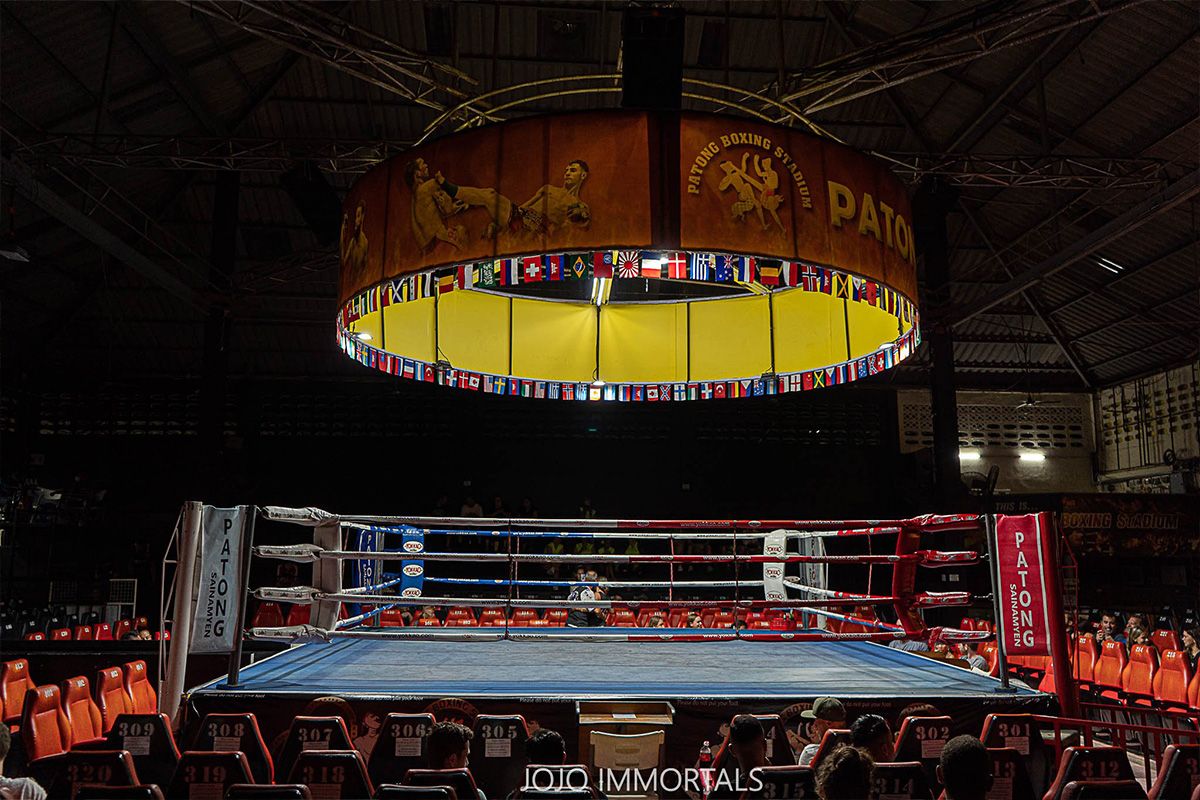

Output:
xmin=914 ymin=178 xmax=963 ymax=510
xmin=200 ymin=172 xmax=240 ymax=501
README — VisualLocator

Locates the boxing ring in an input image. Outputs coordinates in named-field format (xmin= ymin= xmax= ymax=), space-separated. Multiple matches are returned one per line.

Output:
xmin=162 ymin=507 xmax=1068 ymax=765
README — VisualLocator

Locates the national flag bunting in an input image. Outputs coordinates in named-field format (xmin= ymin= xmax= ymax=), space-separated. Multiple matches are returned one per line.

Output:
xmin=665 ymin=252 xmax=688 ymax=279
xmin=616 ymin=251 xmax=641 ymax=279
xmin=593 ymin=251 xmax=615 ymax=278
xmin=690 ymin=252 xmax=714 ymax=281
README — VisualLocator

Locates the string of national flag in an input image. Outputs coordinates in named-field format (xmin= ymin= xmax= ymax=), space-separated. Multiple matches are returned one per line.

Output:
xmin=340 ymin=250 xmax=917 ymax=328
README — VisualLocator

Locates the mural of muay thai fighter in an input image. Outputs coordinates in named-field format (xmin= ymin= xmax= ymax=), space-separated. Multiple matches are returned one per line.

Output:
xmin=341 ymin=202 xmax=369 ymax=277
xmin=717 ymin=153 xmax=785 ymax=233
xmin=516 ymin=159 xmax=591 ymax=235
xmin=404 ymin=157 xmax=516 ymax=250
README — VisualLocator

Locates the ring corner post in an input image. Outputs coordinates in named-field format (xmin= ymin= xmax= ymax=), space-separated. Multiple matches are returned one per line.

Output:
xmin=1038 ymin=511 xmax=1079 ymax=718
xmin=225 ymin=505 xmax=258 ymax=689
xmin=984 ymin=514 xmax=1013 ymax=692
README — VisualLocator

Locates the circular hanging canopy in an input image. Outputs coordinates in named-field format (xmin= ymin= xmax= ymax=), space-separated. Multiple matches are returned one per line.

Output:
xmin=337 ymin=110 xmax=918 ymax=401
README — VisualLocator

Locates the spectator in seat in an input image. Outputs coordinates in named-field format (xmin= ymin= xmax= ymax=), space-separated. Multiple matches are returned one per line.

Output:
xmin=137 ymin=628 xmax=153 ymax=641
xmin=1124 ymin=614 xmax=1145 ymax=640
xmin=687 ymin=613 xmax=703 ymax=629
xmin=565 ymin=584 xmax=605 ymax=628
xmin=121 ymin=632 xmax=141 ymax=641
xmin=713 ymin=715 xmax=769 ymax=799
xmin=1097 ymin=612 xmax=1125 ymax=644
xmin=646 ymin=617 xmax=665 ymax=628
xmin=797 ymin=697 xmax=846 ymax=767
xmin=491 ymin=496 xmax=509 ymax=518
xmin=959 ymin=643 xmax=987 ymax=672
xmin=1127 ymin=626 xmax=1150 ymax=647
xmin=526 ymin=729 xmax=565 ymax=766
xmin=460 ymin=496 xmax=483 ymax=517
xmin=937 ymin=735 xmax=991 ymax=800
xmin=428 ymin=721 xmax=486 ymax=800
xmin=849 ymin=714 xmax=894 ymax=763
xmin=1182 ymin=626 xmax=1200 ymax=672
xmin=518 ymin=497 xmax=538 ymax=518
xmin=0 ymin=725 xmax=47 ymax=800
xmin=814 ymin=745 xmax=874 ymax=800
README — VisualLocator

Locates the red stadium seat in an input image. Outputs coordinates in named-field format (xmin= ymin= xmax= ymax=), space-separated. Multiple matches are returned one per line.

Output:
xmin=2 ymin=658 xmax=34 ymax=725
xmin=980 ymin=714 xmax=1055 ymax=796
xmin=871 ymin=761 xmax=933 ymax=799
xmin=636 ymin=609 xmax=665 ymax=627
xmin=446 ymin=608 xmax=476 ymax=624
xmin=226 ymin=785 xmax=311 ymax=799
xmin=51 ymin=628 xmax=72 ymax=641
xmin=94 ymin=667 xmax=133 ymax=734
xmin=192 ymin=712 xmax=274 ymax=784
xmin=105 ymin=713 xmax=180 ymax=787
xmin=741 ymin=765 xmax=816 ymax=799
xmin=1153 ymin=650 xmax=1193 ymax=710
xmin=1061 ymin=780 xmax=1147 ymax=799
xmin=479 ymin=608 xmax=506 ymax=625
xmin=1121 ymin=644 xmax=1159 ymax=706
xmin=418 ymin=617 xmax=442 ymax=627
xmin=667 ymin=608 xmax=688 ymax=628
xmin=380 ymin=608 xmax=407 ymax=628
xmin=1039 ymin=662 xmax=1058 ymax=694
xmin=960 ymin=617 xmax=977 ymax=631
xmin=286 ymin=605 xmax=311 ymax=627
xmin=74 ymin=784 xmax=165 ymax=800
xmin=1094 ymin=641 xmax=1128 ymax=701
xmin=511 ymin=609 xmax=539 ymax=625
xmin=606 ymin=609 xmax=636 ymax=627
xmin=132 ymin=616 xmax=149 ymax=631
xmin=74 ymin=625 xmax=94 ymax=641
xmin=250 ymin=602 xmax=284 ymax=629
xmin=94 ymin=623 xmax=113 ymax=641
xmin=1151 ymin=630 xmax=1182 ymax=654
xmin=61 ymin=676 xmax=105 ymax=746
xmin=808 ymin=729 xmax=852 ymax=771
xmin=404 ymin=768 xmax=481 ymax=800
xmin=987 ymin=747 xmax=1038 ymax=800
xmin=276 ymin=716 xmax=354 ymax=782
xmin=711 ymin=611 xmax=734 ymax=628
xmin=25 ymin=632 xmax=46 ymax=641
xmin=113 ymin=620 xmax=133 ymax=640
xmin=527 ymin=619 xmax=551 ymax=627
xmin=1044 ymin=747 xmax=1136 ymax=800
xmin=367 ymin=713 xmax=435 ymax=787
xmin=167 ymin=750 xmax=254 ymax=799
xmin=893 ymin=715 xmax=953 ymax=789
xmin=1148 ymin=744 xmax=1199 ymax=800
xmin=289 ymin=749 xmax=373 ymax=799
xmin=1074 ymin=634 xmax=1098 ymax=688
xmin=975 ymin=619 xmax=994 ymax=634
xmin=750 ymin=714 xmax=796 ymax=766
xmin=37 ymin=750 xmax=140 ymax=798
xmin=445 ymin=618 xmax=477 ymax=627
xmin=472 ymin=715 xmax=530 ymax=797
xmin=122 ymin=661 xmax=156 ymax=714
xmin=544 ymin=610 xmax=568 ymax=626
xmin=21 ymin=684 xmax=72 ymax=761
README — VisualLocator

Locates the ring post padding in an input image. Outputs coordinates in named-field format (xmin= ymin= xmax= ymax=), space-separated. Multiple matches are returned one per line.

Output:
xmin=312 ymin=520 xmax=344 ymax=630
xmin=161 ymin=501 xmax=202 ymax=723
xmin=762 ymin=530 xmax=787 ymax=603
xmin=891 ymin=524 xmax=924 ymax=636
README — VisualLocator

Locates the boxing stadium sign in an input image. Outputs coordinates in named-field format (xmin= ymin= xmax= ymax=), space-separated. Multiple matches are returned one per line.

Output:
xmin=189 ymin=506 xmax=250 ymax=653
xmin=993 ymin=514 xmax=1053 ymax=656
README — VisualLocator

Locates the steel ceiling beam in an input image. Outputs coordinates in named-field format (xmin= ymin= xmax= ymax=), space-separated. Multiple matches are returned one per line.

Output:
xmin=2 ymin=156 xmax=207 ymax=311
xmin=1042 ymin=234 xmax=1200 ymax=317
xmin=776 ymin=0 xmax=1147 ymax=115
xmin=182 ymin=0 xmax=494 ymax=124
xmin=949 ymin=168 xmax=1200 ymax=326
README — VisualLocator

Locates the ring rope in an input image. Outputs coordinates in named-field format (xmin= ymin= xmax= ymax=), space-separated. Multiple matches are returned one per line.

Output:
xmin=254 ymin=545 xmax=979 ymax=565
xmin=416 ymin=576 xmax=763 ymax=589
xmin=346 ymin=522 xmax=905 ymax=540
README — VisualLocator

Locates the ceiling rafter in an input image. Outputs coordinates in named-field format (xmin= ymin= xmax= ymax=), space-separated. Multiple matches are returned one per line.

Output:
xmin=182 ymin=0 xmax=494 ymax=125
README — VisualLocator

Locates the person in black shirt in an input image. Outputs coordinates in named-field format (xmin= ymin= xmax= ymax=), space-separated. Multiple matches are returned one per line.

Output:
xmin=565 ymin=584 xmax=605 ymax=628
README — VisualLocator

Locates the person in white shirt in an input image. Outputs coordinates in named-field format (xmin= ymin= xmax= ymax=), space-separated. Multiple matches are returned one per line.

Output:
xmin=796 ymin=697 xmax=846 ymax=767
xmin=0 ymin=727 xmax=47 ymax=800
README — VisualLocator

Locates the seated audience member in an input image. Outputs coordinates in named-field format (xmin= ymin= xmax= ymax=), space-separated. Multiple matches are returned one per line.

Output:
xmin=937 ymin=735 xmax=991 ymax=800
xmin=713 ymin=715 xmax=770 ymax=799
xmin=460 ymin=496 xmax=483 ymax=517
xmin=797 ymin=698 xmax=846 ymax=766
xmin=1097 ymin=612 xmax=1125 ymax=644
xmin=428 ymin=722 xmax=486 ymax=800
xmin=526 ymin=729 xmax=566 ymax=765
xmin=849 ymin=714 xmax=894 ymax=763
xmin=688 ymin=613 xmax=704 ymax=629
xmin=1127 ymin=626 xmax=1150 ymax=647
xmin=137 ymin=628 xmax=153 ymax=640
xmin=815 ymin=745 xmax=874 ymax=800
xmin=646 ymin=616 xmax=665 ymax=628
xmin=1183 ymin=626 xmax=1199 ymax=672
xmin=1124 ymin=613 xmax=1145 ymax=640
xmin=895 ymin=703 xmax=939 ymax=729
xmin=0 ymin=726 xmax=47 ymax=800
xmin=959 ymin=643 xmax=987 ymax=672
xmin=419 ymin=606 xmax=439 ymax=622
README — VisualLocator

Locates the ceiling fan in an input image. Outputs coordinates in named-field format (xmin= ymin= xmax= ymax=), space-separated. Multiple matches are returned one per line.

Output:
xmin=1015 ymin=392 xmax=1062 ymax=410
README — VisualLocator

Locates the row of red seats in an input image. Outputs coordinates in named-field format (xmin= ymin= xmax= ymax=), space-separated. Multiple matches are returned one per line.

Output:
xmin=1031 ymin=634 xmax=1200 ymax=712
xmin=20 ymin=617 xmax=163 ymax=642
xmin=1 ymin=658 xmax=157 ymax=739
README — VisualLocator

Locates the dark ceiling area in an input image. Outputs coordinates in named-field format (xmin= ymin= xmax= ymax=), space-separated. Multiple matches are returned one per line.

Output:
xmin=0 ymin=0 xmax=1196 ymax=397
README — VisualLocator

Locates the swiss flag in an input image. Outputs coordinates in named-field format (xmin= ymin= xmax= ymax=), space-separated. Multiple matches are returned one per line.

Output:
xmin=522 ymin=256 xmax=542 ymax=282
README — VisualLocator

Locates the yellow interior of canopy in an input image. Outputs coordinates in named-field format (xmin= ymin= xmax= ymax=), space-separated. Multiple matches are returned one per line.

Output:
xmin=353 ymin=286 xmax=911 ymax=382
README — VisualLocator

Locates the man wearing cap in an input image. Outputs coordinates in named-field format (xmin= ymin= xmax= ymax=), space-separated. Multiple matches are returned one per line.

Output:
xmin=796 ymin=697 xmax=846 ymax=767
